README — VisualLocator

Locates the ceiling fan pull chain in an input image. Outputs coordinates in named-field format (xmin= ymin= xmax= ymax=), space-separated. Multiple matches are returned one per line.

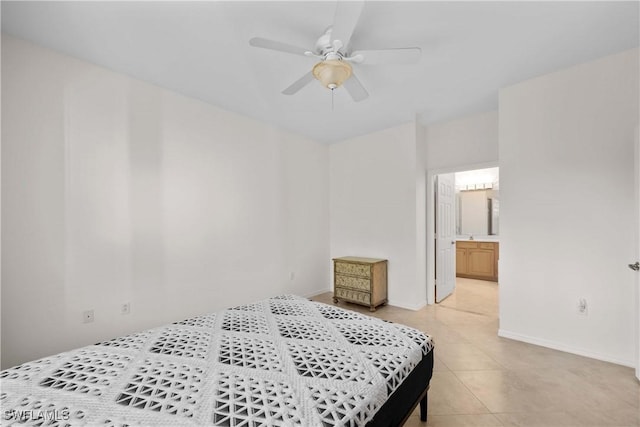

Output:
xmin=331 ymin=88 xmax=334 ymax=111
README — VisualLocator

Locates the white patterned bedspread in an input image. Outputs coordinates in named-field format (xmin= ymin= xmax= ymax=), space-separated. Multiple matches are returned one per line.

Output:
xmin=1 ymin=295 xmax=433 ymax=426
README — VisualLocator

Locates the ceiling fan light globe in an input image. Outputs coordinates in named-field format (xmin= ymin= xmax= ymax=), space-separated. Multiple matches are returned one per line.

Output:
xmin=312 ymin=59 xmax=352 ymax=90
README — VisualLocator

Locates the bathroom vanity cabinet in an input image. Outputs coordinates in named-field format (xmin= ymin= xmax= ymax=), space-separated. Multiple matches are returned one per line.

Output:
xmin=456 ymin=241 xmax=499 ymax=282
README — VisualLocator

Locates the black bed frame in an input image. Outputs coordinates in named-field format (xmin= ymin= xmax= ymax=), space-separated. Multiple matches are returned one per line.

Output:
xmin=366 ymin=349 xmax=434 ymax=427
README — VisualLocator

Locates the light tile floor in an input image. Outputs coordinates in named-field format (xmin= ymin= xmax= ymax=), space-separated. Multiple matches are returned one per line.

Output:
xmin=312 ymin=278 xmax=640 ymax=426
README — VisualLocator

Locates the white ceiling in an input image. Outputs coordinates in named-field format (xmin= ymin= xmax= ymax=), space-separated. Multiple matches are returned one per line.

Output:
xmin=2 ymin=1 xmax=638 ymax=143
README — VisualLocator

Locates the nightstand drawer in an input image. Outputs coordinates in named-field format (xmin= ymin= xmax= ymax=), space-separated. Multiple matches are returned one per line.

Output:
xmin=335 ymin=262 xmax=371 ymax=278
xmin=335 ymin=274 xmax=371 ymax=292
xmin=335 ymin=287 xmax=371 ymax=305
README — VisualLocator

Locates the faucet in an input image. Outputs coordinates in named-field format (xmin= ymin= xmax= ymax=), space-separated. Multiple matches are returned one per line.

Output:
xmin=469 ymin=234 xmax=474 ymax=240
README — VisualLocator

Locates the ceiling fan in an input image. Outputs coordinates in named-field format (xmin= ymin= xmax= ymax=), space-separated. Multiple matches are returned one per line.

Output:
xmin=249 ymin=1 xmax=421 ymax=102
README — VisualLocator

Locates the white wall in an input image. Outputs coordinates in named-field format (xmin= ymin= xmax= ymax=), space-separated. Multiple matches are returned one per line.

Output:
xmin=499 ymin=48 xmax=639 ymax=366
xmin=415 ymin=122 xmax=428 ymax=306
xmin=1 ymin=36 xmax=330 ymax=369
xmin=424 ymin=110 xmax=499 ymax=171
xmin=330 ymin=122 xmax=426 ymax=309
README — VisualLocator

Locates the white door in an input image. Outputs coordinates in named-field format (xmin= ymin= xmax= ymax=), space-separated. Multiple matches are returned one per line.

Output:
xmin=436 ymin=173 xmax=456 ymax=302
xmin=635 ymin=126 xmax=640 ymax=381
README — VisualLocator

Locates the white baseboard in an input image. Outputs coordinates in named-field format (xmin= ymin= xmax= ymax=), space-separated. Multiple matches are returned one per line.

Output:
xmin=304 ymin=287 xmax=332 ymax=299
xmin=498 ymin=328 xmax=635 ymax=368
xmin=389 ymin=299 xmax=427 ymax=311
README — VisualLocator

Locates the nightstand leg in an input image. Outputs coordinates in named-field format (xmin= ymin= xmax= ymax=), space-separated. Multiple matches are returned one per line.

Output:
xmin=369 ymin=306 xmax=376 ymax=312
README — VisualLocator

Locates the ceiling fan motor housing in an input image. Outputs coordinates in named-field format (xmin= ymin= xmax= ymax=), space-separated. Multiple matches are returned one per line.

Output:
xmin=316 ymin=26 xmax=338 ymax=56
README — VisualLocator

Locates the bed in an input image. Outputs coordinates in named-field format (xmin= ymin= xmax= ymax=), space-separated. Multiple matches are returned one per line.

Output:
xmin=1 ymin=295 xmax=434 ymax=426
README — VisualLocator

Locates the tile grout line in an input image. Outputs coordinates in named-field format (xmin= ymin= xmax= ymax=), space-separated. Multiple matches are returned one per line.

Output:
xmin=449 ymin=368 xmax=501 ymax=418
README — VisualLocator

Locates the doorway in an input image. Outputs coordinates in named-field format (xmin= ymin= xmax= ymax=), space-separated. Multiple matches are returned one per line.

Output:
xmin=427 ymin=163 xmax=499 ymax=305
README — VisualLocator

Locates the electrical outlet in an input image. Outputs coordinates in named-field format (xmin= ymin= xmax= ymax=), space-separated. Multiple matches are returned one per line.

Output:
xmin=289 ymin=271 xmax=295 ymax=281
xmin=121 ymin=302 xmax=131 ymax=315
xmin=577 ymin=298 xmax=588 ymax=316
xmin=82 ymin=309 xmax=94 ymax=323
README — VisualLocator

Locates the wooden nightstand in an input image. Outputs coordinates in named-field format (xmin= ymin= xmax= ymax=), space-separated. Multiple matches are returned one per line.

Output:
xmin=332 ymin=257 xmax=388 ymax=311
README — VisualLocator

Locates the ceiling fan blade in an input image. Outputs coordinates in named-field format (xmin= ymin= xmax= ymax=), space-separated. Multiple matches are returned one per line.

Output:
xmin=282 ymin=71 xmax=315 ymax=95
xmin=330 ymin=0 xmax=364 ymax=51
xmin=249 ymin=37 xmax=310 ymax=57
xmin=343 ymin=73 xmax=369 ymax=102
xmin=350 ymin=47 xmax=422 ymax=65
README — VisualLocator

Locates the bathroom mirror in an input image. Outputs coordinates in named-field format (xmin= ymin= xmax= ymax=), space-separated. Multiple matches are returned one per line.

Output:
xmin=455 ymin=168 xmax=499 ymax=236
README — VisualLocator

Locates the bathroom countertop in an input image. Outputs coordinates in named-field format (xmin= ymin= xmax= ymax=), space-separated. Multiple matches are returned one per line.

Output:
xmin=456 ymin=236 xmax=500 ymax=243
